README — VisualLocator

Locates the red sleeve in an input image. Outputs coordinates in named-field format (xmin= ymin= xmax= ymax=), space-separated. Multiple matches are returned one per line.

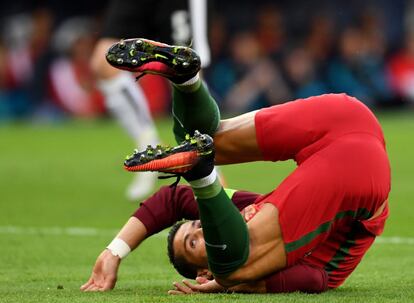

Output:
xmin=265 ymin=263 xmax=328 ymax=293
xmin=132 ymin=185 xmax=259 ymax=237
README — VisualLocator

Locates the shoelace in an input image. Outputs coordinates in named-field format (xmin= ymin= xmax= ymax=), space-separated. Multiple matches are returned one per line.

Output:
xmin=158 ymin=173 xmax=182 ymax=199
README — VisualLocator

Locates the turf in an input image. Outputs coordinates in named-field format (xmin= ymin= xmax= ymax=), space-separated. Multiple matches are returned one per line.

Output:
xmin=0 ymin=110 xmax=413 ymax=302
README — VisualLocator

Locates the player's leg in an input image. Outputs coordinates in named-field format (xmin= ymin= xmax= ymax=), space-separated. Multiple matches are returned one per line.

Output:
xmin=106 ymin=39 xmax=264 ymax=164
xmin=106 ymin=38 xmax=251 ymax=273
xmin=91 ymin=38 xmax=159 ymax=200
xmin=173 ymin=78 xmax=264 ymax=163
xmin=175 ymin=136 xmax=250 ymax=277
xmin=106 ymin=39 xmax=218 ymax=141
xmin=91 ymin=40 xmax=158 ymax=148
xmin=106 ymin=40 xmax=380 ymax=167
xmin=171 ymin=76 xmax=221 ymax=143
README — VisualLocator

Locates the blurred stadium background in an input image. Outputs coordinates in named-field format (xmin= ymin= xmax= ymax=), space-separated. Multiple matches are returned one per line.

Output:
xmin=0 ymin=0 xmax=413 ymax=302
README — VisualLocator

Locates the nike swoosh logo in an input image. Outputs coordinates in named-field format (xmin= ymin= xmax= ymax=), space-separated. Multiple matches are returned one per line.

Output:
xmin=205 ymin=241 xmax=227 ymax=250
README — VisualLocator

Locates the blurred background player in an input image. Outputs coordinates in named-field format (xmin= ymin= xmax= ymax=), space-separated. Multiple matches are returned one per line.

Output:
xmin=49 ymin=17 xmax=105 ymax=118
xmin=90 ymin=0 xmax=211 ymax=201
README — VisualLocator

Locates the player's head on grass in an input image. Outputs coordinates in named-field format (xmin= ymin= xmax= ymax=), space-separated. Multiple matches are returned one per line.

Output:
xmin=167 ymin=220 xmax=211 ymax=279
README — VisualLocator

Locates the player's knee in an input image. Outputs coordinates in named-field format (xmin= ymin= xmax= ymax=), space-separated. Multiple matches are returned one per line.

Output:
xmin=89 ymin=52 xmax=102 ymax=78
xmin=90 ymin=51 xmax=112 ymax=80
xmin=90 ymin=39 xmax=119 ymax=80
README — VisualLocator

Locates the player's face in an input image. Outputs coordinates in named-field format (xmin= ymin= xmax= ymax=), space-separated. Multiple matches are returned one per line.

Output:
xmin=173 ymin=220 xmax=208 ymax=269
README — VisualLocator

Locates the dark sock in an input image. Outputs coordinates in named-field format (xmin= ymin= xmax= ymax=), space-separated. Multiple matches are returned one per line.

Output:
xmin=172 ymin=78 xmax=220 ymax=143
xmin=172 ymin=76 xmax=248 ymax=276
xmin=190 ymin=174 xmax=250 ymax=277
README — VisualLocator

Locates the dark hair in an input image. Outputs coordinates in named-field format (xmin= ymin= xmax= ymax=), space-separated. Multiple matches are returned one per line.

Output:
xmin=167 ymin=221 xmax=198 ymax=279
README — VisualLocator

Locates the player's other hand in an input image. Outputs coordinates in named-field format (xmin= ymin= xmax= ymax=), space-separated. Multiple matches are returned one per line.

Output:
xmin=80 ymin=249 xmax=121 ymax=292
xmin=168 ymin=277 xmax=225 ymax=295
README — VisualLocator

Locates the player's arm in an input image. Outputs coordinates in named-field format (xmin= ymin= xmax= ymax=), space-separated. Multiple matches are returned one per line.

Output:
xmin=81 ymin=185 xmax=258 ymax=291
xmin=169 ymin=277 xmax=266 ymax=294
xmin=80 ymin=217 xmax=146 ymax=292
xmin=80 ymin=185 xmax=196 ymax=292
xmin=133 ymin=185 xmax=259 ymax=237
xmin=170 ymin=262 xmax=328 ymax=294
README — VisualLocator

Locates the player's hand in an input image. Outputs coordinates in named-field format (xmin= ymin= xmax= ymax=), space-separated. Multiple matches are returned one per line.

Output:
xmin=168 ymin=277 xmax=225 ymax=295
xmin=80 ymin=249 xmax=121 ymax=292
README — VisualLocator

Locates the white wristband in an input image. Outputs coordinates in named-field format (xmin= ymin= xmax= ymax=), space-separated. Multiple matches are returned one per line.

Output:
xmin=106 ymin=238 xmax=131 ymax=259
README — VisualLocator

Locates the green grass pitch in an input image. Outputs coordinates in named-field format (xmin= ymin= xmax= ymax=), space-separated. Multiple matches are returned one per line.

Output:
xmin=0 ymin=110 xmax=413 ymax=302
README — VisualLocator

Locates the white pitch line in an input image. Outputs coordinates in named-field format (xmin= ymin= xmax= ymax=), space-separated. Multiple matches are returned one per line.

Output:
xmin=0 ymin=226 xmax=412 ymax=244
xmin=0 ymin=225 xmax=168 ymax=237
xmin=374 ymin=236 xmax=414 ymax=245
xmin=0 ymin=225 xmax=118 ymax=237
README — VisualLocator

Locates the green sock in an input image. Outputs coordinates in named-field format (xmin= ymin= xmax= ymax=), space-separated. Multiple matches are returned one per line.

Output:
xmin=172 ymin=79 xmax=220 ymax=143
xmin=191 ymin=174 xmax=250 ymax=277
